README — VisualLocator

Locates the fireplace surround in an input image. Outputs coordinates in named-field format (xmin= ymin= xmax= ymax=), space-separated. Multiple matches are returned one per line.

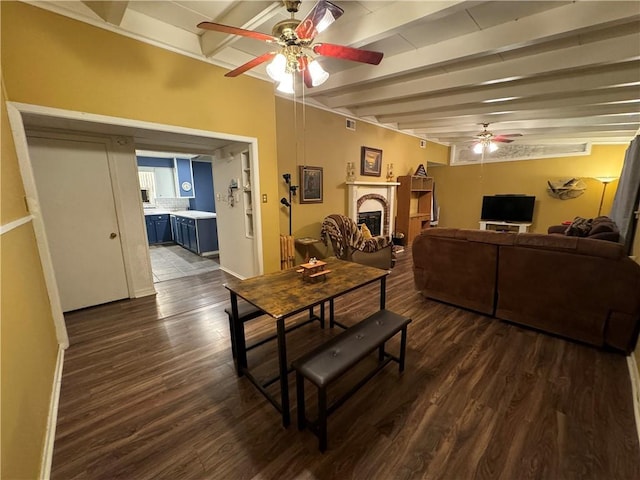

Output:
xmin=346 ymin=181 xmax=400 ymax=238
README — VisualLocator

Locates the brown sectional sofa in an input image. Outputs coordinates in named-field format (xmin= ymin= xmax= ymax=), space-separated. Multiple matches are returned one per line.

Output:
xmin=413 ymin=228 xmax=640 ymax=354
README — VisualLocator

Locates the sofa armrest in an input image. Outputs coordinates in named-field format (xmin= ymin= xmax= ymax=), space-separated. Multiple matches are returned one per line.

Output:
xmin=351 ymin=244 xmax=394 ymax=270
xmin=547 ymin=225 xmax=566 ymax=235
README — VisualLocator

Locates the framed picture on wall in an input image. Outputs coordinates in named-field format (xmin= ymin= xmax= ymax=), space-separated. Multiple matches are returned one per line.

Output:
xmin=361 ymin=146 xmax=382 ymax=176
xmin=299 ymin=166 xmax=323 ymax=203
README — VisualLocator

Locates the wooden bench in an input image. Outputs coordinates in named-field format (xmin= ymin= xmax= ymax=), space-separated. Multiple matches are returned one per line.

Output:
xmin=292 ymin=309 xmax=411 ymax=452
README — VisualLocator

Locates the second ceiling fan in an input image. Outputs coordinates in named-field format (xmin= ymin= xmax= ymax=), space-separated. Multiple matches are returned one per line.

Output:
xmin=197 ymin=0 xmax=383 ymax=90
xmin=472 ymin=123 xmax=522 ymax=154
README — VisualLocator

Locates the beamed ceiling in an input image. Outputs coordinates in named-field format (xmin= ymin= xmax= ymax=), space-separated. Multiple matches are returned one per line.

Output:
xmin=28 ymin=1 xmax=640 ymax=149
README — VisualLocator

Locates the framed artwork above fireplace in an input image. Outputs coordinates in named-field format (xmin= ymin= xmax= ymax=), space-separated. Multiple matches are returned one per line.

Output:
xmin=361 ymin=147 xmax=382 ymax=177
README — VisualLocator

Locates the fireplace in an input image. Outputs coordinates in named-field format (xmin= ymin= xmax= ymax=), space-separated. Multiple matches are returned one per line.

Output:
xmin=358 ymin=211 xmax=382 ymax=236
xmin=346 ymin=181 xmax=400 ymax=238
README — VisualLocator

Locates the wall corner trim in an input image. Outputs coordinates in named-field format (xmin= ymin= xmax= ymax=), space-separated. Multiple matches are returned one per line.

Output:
xmin=626 ymin=352 xmax=640 ymax=448
xmin=40 ymin=345 xmax=65 ymax=480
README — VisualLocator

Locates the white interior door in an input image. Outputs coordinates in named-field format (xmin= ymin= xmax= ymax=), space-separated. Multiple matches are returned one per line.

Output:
xmin=27 ymin=135 xmax=129 ymax=312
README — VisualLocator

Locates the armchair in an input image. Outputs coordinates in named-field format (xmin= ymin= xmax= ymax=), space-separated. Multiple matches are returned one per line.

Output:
xmin=320 ymin=214 xmax=394 ymax=270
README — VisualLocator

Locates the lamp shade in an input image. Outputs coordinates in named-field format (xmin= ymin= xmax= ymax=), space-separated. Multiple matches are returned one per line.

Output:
xmin=266 ymin=53 xmax=287 ymax=82
xmin=277 ymin=73 xmax=295 ymax=94
xmin=307 ymin=59 xmax=329 ymax=86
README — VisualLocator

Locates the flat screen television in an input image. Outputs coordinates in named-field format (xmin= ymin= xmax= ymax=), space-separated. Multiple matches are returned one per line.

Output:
xmin=481 ymin=195 xmax=535 ymax=223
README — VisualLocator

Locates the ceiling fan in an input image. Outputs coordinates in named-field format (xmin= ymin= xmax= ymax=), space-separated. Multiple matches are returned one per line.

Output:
xmin=472 ymin=123 xmax=522 ymax=154
xmin=197 ymin=0 xmax=383 ymax=91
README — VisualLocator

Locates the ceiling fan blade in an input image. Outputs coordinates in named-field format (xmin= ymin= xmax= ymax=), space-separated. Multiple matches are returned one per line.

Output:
xmin=493 ymin=134 xmax=523 ymax=142
xmin=295 ymin=0 xmax=344 ymax=41
xmin=493 ymin=138 xmax=516 ymax=143
xmin=197 ymin=22 xmax=276 ymax=42
xmin=225 ymin=52 xmax=277 ymax=77
xmin=313 ymin=43 xmax=383 ymax=65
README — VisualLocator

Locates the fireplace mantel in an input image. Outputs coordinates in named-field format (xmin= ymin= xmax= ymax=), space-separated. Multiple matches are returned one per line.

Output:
xmin=346 ymin=181 xmax=400 ymax=237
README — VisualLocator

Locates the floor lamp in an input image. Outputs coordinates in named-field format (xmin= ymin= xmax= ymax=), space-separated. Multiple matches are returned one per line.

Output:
xmin=595 ymin=176 xmax=617 ymax=217
xmin=280 ymin=173 xmax=298 ymax=235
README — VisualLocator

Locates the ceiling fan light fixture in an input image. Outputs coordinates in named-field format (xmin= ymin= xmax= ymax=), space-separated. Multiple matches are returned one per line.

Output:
xmin=489 ymin=141 xmax=498 ymax=152
xmin=473 ymin=142 xmax=483 ymax=154
xmin=307 ymin=59 xmax=329 ymax=86
xmin=277 ymin=73 xmax=295 ymax=94
xmin=266 ymin=53 xmax=287 ymax=81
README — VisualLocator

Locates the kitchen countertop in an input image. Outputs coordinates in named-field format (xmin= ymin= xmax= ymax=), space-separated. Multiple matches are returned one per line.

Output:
xmin=171 ymin=210 xmax=217 ymax=219
xmin=143 ymin=209 xmax=216 ymax=219
xmin=143 ymin=209 xmax=171 ymax=215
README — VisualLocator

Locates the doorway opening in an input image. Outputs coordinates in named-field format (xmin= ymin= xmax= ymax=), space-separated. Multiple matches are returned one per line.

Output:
xmin=136 ymin=148 xmax=222 ymax=283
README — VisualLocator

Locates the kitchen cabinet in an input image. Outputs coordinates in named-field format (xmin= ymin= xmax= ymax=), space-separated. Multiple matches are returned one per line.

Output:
xmin=145 ymin=214 xmax=172 ymax=244
xmin=170 ymin=212 xmax=218 ymax=255
xmin=174 ymin=158 xmax=195 ymax=198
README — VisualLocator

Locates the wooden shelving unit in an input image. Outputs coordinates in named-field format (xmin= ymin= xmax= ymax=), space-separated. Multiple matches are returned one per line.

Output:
xmin=396 ymin=175 xmax=434 ymax=246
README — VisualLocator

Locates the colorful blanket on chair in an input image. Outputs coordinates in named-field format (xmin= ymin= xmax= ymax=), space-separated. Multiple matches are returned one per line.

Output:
xmin=320 ymin=214 xmax=391 ymax=258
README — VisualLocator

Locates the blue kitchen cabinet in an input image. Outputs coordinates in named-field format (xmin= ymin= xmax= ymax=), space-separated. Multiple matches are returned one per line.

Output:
xmin=171 ymin=214 xmax=218 ymax=255
xmin=189 ymin=161 xmax=215 ymax=213
xmin=145 ymin=216 xmax=157 ymax=244
xmin=145 ymin=214 xmax=172 ymax=245
xmin=197 ymin=218 xmax=219 ymax=253
xmin=174 ymin=158 xmax=195 ymax=198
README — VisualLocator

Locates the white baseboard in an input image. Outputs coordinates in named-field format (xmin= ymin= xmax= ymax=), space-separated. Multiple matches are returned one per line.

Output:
xmin=40 ymin=345 xmax=65 ymax=480
xmin=626 ymin=353 xmax=640 ymax=448
xmin=133 ymin=286 xmax=158 ymax=298
xmin=220 ymin=266 xmax=247 ymax=280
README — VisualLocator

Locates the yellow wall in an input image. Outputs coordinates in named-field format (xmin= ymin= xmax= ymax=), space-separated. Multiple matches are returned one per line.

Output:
xmin=275 ymin=97 xmax=448 ymax=260
xmin=429 ymin=144 xmax=627 ymax=233
xmin=1 ymin=79 xmax=60 ymax=479
xmin=1 ymin=1 xmax=281 ymax=272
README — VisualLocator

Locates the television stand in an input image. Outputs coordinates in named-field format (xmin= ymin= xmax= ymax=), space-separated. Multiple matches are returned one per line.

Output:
xmin=479 ymin=221 xmax=531 ymax=233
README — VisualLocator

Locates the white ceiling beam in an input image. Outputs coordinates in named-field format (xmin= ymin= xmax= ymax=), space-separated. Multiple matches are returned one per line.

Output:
xmin=81 ymin=1 xmax=129 ymax=26
xmin=401 ymin=104 xmax=640 ymax=130
xmin=389 ymin=91 xmax=639 ymax=125
xmin=321 ymin=1 xmax=468 ymax=48
xmin=356 ymin=62 xmax=640 ymax=117
xmin=422 ymin=114 xmax=640 ymax=136
xmin=200 ymin=2 xmax=282 ymax=57
xmin=324 ymin=33 xmax=640 ymax=109
xmin=311 ymin=1 xmax=640 ymax=94
xmin=119 ymin=8 xmax=202 ymax=56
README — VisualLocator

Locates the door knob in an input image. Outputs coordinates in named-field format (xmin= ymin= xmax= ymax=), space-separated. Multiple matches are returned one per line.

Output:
xmin=110 ymin=232 xmax=118 ymax=239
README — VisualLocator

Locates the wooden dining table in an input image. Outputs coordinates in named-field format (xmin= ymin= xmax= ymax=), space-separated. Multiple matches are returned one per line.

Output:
xmin=224 ymin=257 xmax=390 ymax=427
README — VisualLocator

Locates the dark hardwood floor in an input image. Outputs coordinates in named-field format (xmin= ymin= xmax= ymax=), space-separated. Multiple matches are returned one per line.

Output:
xmin=52 ymin=250 xmax=640 ymax=479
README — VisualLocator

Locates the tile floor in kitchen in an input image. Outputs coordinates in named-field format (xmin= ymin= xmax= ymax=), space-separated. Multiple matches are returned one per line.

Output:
xmin=149 ymin=243 xmax=220 ymax=283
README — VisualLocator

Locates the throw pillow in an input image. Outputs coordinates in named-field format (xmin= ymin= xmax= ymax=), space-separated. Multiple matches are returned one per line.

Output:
xmin=360 ymin=223 xmax=373 ymax=239
xmin=565 ymin=216 xmax=592 ymax=237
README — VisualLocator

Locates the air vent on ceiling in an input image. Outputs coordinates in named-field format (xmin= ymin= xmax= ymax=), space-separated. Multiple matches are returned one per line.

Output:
xmin=346 ymin=118 xmax=356 ymax=131
xmin=420 ymin=139 xmax=427 ymax=149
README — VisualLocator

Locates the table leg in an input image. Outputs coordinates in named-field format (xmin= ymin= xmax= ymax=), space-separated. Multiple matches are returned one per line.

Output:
xmin=230 ymin=292 xmax=247 ymax=377
xmin=380 ymin=276 xmax=387 ymax=310
xmin=329 ymin=299 xmax=335 ymax=328
xmin=276 ymin=317 xmax=290 ymax=427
